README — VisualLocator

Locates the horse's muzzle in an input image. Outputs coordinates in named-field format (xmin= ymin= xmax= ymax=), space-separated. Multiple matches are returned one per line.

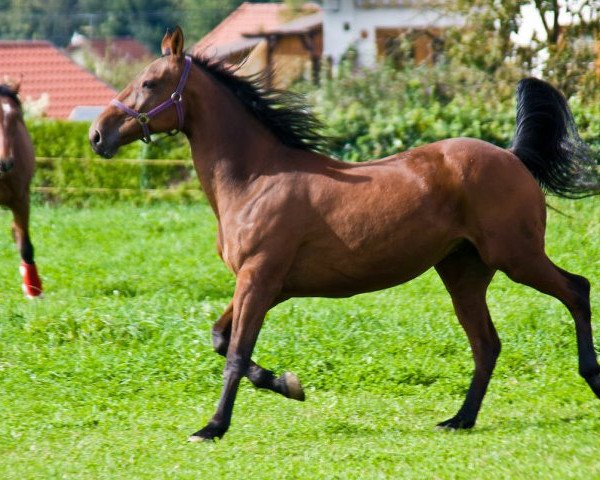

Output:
xmin=0 ymin=158 xmax=14 ymax=174
xmin=89 ymin=128 xmax=116 ymax=159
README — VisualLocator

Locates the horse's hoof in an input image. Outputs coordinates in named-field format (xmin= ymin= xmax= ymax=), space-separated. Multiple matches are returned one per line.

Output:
xmin=187 ymin=434 xmax=214 ymax=443
xmin=436 ymin=416 xmax=475 ymax=430
xmin=21 ymin=284 xmax=44 ymax=299
xmin=280 ymin=372 xmax=305 ymax=401
xmin=188 ymin=423 xmax=226 ymax=442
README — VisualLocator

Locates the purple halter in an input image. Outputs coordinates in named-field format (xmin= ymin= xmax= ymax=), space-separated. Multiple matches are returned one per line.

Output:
xmin=111 ymin=55 xmax=192 ymax=143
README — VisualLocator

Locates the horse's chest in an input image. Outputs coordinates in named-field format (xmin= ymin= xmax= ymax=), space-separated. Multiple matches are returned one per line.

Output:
xmin=220 ymin=240 xmax=241 ymax=273
xmin=0 ymin=176 xmax=21 ymax=205
xmin=218 ymin=227 xmax=257 ymax=274
xmin=217 ymin=198 xmax=284 ymax=273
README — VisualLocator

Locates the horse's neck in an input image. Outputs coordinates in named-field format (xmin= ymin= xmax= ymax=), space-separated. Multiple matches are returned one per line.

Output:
xmin=12 ymin=124 xmax=35 ymax=170
xmin=17 ymin=122 xmax=34 ymax=157
xmin=186 ymin=75 xmax=282 ymax=217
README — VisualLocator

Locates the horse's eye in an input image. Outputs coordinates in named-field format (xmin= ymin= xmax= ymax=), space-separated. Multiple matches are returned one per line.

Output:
xmin=142 ymin=80 xmax=156 ymax=89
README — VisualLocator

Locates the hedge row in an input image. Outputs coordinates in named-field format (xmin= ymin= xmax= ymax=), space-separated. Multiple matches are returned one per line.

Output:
xmin=27 ymin=120 xmax=191 ymax=160
xmin=26 ymin=121 xmax=196 ymax=204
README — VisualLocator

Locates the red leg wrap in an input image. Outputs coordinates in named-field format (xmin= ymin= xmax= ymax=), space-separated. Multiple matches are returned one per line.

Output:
xmin=20 ymin=261 xmax=43 ymax=298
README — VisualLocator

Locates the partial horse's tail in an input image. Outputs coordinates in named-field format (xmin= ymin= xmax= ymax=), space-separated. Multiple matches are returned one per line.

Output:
xmin=510 ymin=77 xmax=600 ymax=198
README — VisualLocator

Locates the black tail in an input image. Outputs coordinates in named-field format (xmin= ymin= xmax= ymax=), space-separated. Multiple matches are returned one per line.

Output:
xmin=510 ymin=77 xmax=600 ymax=198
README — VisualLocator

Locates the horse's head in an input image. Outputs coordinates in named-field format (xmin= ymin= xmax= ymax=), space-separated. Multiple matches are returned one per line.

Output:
xmin=0 ymin=78 xmax=23 ymax=174
xmin=90 ymin=26 xmax=191 ymax=158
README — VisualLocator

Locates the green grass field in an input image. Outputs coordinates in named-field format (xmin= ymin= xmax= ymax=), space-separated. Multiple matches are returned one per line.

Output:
xmin=0 ymin=198 xmax=599 ymax=479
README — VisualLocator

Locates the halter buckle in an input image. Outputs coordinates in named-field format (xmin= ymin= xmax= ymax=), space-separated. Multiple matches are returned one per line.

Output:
xmin=171 ymin=92 xmax=182 ymax=103
xmin=137 ymin=113 xmax=150 ymax=125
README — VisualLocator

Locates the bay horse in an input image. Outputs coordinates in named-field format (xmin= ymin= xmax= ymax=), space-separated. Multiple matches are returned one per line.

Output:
xmin=0 ymin=79 xmax=43 ymax=298
xmin=90 ymin=27 xmax=600 ymax=441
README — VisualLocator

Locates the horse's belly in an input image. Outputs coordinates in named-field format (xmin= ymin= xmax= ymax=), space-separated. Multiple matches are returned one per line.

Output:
xmin=282 ymin=233 xmax=461 ymax=298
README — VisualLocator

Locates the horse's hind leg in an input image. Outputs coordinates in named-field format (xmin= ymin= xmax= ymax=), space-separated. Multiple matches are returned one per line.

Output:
xmin=502 ymin=255 xmax=600 ymax=396
xmin=435 ymin=244 xmax=500 ymax=429
xmin=211 ymin=301 xmax=305 ymax=401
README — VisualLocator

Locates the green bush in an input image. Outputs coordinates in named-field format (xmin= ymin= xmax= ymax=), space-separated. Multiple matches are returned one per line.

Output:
xmin=27 ymin=119 xmax=193 ymax=160
xmin=26 ymin=120 xmax=196 ymax=204
xmin=298 ymin=62 xmax=600 ymax=162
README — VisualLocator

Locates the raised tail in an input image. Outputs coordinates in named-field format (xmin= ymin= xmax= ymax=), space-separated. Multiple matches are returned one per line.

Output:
xmin=510 ymin=77 xmax=600 ymax=198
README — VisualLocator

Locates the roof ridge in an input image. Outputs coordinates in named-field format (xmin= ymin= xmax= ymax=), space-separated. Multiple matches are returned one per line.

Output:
xmin=195 ymin=1 xmax=289 ymax=53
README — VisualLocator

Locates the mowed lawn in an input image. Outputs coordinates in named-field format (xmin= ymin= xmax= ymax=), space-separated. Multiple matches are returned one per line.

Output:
xmin=0 ymin=197 xmax=599 ymax=479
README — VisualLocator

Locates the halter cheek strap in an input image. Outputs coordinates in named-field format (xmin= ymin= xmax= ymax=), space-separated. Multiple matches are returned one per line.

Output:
xmin=111 ymin=55 xmax=192 ymax=143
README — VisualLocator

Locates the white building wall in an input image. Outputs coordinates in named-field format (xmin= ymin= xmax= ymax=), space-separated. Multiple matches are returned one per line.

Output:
xmin=321 ymin=0 xmax=461 ymax=67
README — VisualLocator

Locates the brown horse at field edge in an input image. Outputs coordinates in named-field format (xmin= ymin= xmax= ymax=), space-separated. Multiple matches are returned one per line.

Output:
xmin=90 ymin=27 xmax=600 ymax=441
xmin=0 ymin=79 xmax=43 ymax=298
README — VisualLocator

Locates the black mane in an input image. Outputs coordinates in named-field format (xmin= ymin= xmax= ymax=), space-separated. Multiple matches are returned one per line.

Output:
xmin=191 ymin=55 xmax=329 ymax=153
xmin=0 ymin=85 xmax=22 ymax=109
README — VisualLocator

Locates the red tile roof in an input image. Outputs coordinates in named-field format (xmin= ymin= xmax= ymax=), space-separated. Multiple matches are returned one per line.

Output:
xmin=194 ymin=2 xmax=321 ymax=58
xmin=0 ymin=40 xmax=116 ymax=119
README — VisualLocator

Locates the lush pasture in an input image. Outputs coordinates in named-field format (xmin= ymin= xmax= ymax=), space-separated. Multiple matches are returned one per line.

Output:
xmin=0 ymin=198 xmax=598 ymax=479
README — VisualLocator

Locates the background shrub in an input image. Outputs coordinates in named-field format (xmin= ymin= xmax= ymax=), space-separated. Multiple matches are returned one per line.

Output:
xmin=25 ymin=64 xmax=599 ymax=204
xmin=297 ymin=63 xmax=600 ymax=162
xmin=27 ymin=121 xmax=196 ymax=204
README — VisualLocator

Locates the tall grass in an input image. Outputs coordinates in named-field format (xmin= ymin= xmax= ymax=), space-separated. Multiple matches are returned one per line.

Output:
xmin=0 ymin=198 xmax=598 ymax=479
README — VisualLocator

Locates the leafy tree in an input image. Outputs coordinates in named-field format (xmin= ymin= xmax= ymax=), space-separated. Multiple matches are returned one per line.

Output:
xmin=0 ymin=0 xmax=278 ymax=50
xmin=0 ymin=0 xmax=78 ymax=46
xmin=444 ymin=0 xmax=526 ymax=74
xmin=531 ymin=0 xmax=599 ymax=95
xmin=443 ymin=1 xmax=600 ymax=97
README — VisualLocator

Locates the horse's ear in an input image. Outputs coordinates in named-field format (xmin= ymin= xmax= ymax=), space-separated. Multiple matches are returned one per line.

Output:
xmin=161 ymin=26 xmax=184 ymax=58
xmin=2 ymin=75 xmax=21 ymax=94
xmin=161 ymin=28 xmax=173 ymax=56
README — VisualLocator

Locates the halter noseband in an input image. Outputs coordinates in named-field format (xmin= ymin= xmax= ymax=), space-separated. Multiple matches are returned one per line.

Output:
xmin=111 ymin=55 xmax=192 ymax=143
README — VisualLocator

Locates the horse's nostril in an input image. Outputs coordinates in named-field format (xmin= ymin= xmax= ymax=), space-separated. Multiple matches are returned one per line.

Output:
xmin=0 ymin=158 xmax=14 ymax=173
xmin=92 ymin=130 xmax=101 ymax=145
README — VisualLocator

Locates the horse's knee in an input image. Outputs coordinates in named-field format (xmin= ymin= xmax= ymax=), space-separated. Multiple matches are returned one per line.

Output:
xmin=212 ymin=326 xmax=229 ymax=356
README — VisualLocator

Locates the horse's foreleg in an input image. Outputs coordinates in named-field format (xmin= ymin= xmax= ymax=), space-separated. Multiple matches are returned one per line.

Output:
xmin=435 ymin=245 xmax=499 ymax=429
xmin=190 ymin=269 xmax=280 ymax=441
xmin=11 ymin=200 xmax=42 ymax=298
xmin=212 ymin=301 xmax=305 ymax=401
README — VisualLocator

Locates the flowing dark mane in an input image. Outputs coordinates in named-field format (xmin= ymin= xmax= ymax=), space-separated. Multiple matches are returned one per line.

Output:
xmin=0 ymin=85 xmax=22 ymax=109
xmin=191 ymin=55 xmax=329 ymax=153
